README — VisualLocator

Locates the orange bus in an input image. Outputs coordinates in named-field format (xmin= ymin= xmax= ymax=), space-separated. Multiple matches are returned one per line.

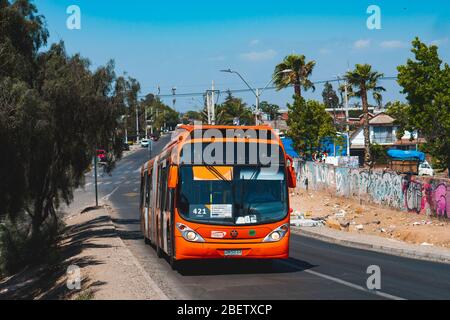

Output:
xmin=139 ymin=125 xmax=296 ymax=269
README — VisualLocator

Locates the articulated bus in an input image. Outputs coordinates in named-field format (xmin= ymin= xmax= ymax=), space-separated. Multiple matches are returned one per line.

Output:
xmin=139 ymin=125 xmax=296 ymax=268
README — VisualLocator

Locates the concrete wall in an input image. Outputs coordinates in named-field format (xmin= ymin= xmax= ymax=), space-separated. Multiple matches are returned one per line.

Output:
xmin=295 ymin=160 xmax=449 ymax=219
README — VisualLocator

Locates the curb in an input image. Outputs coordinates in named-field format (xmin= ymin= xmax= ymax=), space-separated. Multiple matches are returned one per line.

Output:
xmin=103 ymin=205 xmax=169 ymax=300
xmin=291 ymin=226 xmax=450 ymax=265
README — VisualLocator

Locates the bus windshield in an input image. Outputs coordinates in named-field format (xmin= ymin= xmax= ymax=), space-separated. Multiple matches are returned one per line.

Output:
xmin=177 ymin=165 xmax=288 ymax=226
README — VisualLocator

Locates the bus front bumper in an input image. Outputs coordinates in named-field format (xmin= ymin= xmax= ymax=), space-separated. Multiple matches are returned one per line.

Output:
xmin=174 ymin=235 xmax=289 ymax=260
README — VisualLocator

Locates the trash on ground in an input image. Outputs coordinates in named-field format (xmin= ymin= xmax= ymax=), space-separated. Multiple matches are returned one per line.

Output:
xmin=291 ymin=218 xmax=324 ymax=227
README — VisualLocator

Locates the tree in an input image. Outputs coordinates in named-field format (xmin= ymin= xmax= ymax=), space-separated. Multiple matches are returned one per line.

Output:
xmin=322 ymin=82 xmax=339 ymax=125
xmin=125 ymin=77 xmax=141 ymax=139
xmin=259 ymin=101 xmax=279 ymax=121
xmin=0 ymin=1 xmax=128 ymax=273
xmin=273 ymin=54 xmax=315 ymax=98
xmin=397 ymin=37 xmax=450 ymax=176
xmin=386 ymin=101 xmax=413 ymax=140
xmin=0 ymin=0 xmax=48 ymax=83
xmin=182 ymin=110 xmax=203 ymax=124
xmin=215 ymin=91 xmax=254 ymax=125
xmin=287 ymin=97 xmax=336 ymax=159
xmin=345 ymin=64 xmax=385 ymax=166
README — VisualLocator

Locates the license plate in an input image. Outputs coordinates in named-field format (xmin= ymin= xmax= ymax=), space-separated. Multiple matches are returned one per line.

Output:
xmin=224 ymin=250 xmax=242 ymax=256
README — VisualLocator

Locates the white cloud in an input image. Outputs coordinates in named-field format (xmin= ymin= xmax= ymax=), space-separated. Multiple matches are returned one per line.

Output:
xmin=380 ymin=40 xmax=408 ymax=49
xmin=353 ymin=39 xmax=371 ymax=49
xmin=430 ymin=38 xmax=448 ymax=46
xmin=240 ymin=49 xmax=277 ymax=62
xmin=209 ymin=55 xmax=226 ymax=62
xmin=249 ymin=39 xmax=260 ymax=46
xmin=319 ymin=48 xmax=332 ymax=55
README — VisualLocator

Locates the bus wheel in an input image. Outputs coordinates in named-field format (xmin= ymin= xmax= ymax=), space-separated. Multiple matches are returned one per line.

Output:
xmin=156 ymin=244 xmax=163 ymax=258
xmin=167 ymin=228 xmax=177 ymax=270
xmin=169 ymin=256 xmax=178 ymax=270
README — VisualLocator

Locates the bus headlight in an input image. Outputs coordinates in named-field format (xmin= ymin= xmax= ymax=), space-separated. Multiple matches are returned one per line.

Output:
xmin=176 ymin=223 xmax=205 ymax=243
xmin=263 ymin=224 xmax=289 ymax=242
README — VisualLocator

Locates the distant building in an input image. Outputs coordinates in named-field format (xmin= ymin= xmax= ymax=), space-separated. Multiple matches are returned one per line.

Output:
xmin=349 ymin=112 xmax=422 ymax=165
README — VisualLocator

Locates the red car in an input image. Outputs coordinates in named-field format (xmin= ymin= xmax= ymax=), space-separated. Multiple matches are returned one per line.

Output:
xmin=97 ymin=149 xmax=107 ymax=162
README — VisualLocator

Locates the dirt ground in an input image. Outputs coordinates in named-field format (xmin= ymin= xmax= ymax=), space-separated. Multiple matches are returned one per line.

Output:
xmin=290 ymin=189 xmax=450 ymax=249
xmin=0 ymin=206 xmax=165 ymax=300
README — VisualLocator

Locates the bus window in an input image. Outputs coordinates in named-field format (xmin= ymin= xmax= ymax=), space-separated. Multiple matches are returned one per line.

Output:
xmin=145 ymin=172 xmax=151 ymax=207
xmin=140 ymin=173 xmax=146 ymax=209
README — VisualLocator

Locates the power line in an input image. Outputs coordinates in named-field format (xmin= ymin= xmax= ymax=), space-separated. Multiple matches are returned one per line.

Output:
xmin=141 ymin=76 xmax=398 ymax=99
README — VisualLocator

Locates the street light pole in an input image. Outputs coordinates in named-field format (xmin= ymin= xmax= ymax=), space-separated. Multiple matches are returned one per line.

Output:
xmin=220 ymin=69 xmax=292 ymax=125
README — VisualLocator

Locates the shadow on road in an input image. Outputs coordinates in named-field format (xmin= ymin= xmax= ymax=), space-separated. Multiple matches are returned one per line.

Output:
xmin=175 ymin=257 xmax=316 ymax=276
xmin=111 ymin=218 xmax=143 ymax=240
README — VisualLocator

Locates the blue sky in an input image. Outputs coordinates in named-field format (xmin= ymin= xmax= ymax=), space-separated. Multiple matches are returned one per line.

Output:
xmin=36 ymin=0 xmax=450 ymax=112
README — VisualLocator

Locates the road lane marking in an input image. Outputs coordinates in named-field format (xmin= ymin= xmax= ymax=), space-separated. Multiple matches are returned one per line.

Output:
xmin=279 ymin=260 xmax=406 ymax=300
xmin=101 ymin=186 xmax=120 ymax=201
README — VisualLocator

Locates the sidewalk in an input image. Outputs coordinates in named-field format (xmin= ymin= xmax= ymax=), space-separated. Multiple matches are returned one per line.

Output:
xmin=0 ymin=205 xmax=167 ymax=300
xmin=291 ymin=225 xmax=450 ymax=264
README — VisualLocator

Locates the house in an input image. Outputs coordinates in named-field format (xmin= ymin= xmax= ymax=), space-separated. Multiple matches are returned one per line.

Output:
xmin=349 ymin=112 xmax=421 ymax=165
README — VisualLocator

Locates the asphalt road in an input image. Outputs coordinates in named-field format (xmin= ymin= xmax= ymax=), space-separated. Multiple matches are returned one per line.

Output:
xmin=78 ymin=135 xmax=450 ymax=300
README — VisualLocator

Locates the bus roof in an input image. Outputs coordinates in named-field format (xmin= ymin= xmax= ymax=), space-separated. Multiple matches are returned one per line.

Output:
xmin=141 ymin=124 xmax=287 ymax=174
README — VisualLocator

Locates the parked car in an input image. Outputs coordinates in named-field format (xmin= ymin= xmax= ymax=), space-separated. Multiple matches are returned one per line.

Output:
xmin=122 ymin=143 xmax=130 ymax=151
xmin=150 ymin=134 xmax=159 ymax=142
xmin=140 ymin=139 xmax=150 ymax=148
xmin=419 ymin=161 xmax=434 ymax=176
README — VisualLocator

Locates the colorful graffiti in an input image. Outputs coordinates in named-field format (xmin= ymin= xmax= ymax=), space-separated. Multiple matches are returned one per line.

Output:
xmin=296 ymin=161 xmax=449 ymax=218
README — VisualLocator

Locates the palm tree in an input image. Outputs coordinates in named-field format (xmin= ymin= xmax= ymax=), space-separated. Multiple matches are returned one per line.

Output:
xmin=273 ymin=54 xmax=316 ymax=98
xmin=345 ymin=64 xmax=385 ymax=166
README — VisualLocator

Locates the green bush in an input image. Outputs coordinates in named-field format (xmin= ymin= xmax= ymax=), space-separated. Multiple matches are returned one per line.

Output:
xmin=0 ymin=214 xmax=65 ymax=277
xmin=370 ymin=143 xmax=389 ymax=165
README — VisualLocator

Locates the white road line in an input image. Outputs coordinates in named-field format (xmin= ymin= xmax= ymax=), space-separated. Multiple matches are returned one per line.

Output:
xmin=101 ymin=186 xmax=120 ymax=201
xmin=103 ymin=182 xmax=112 ymax=185
xmin=85 ymin=183 xmax=92 ymax=187
xmin=279 ymin=260 xmax=406 ymax=300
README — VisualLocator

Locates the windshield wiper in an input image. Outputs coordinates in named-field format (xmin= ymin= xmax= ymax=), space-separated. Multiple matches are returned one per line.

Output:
xmin=205 ymin=165 xmax=232 ymax=183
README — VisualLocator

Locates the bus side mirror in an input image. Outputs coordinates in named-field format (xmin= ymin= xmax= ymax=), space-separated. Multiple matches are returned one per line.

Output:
xmin=287 ymin=166 xmax=297 ymax=188
xmin=168 ymin=165 xmax=178 ymax=189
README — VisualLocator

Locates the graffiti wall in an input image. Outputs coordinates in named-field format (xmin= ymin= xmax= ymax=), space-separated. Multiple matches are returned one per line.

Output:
xmin=296 ymin=161 xmax=449 ymax=218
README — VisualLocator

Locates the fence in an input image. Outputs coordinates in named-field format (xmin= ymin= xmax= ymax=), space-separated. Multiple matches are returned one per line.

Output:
xmin=295 ymin=160 xmax=449 ymax=219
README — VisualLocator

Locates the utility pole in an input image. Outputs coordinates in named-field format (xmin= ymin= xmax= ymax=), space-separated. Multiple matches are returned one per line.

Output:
xmin=150 ymin=106 xmax=154 ymax=135
xmin=135 ymin=103 xmax=139 ymax=143
xmin=124 ymin=115 xmax=128 ymax=144
xmin=172 ymin=87 xmax=177 ymax=112
xmin=211 ymin=81 xmax=216 ymax=125
xmin=343 ymin=79 xmax=351 ymax=156
xmin=164 ymin=109 xmax=166 ymax=132
xmin=255 ymin=88 xmax=260 ymax=125
xmin=206 ymin=91 xmax=211 ymax=125
xmin=144 ymin=107 xmax=148 ymax=139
